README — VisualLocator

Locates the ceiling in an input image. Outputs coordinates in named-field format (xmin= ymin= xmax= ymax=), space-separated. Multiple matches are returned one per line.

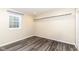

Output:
xmin=11 ymin=8 xmax=58 ymax=16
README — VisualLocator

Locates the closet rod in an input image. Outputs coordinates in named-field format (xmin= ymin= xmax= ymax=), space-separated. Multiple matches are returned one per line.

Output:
xmin=35 ymin=13 xmax=72 ymax=20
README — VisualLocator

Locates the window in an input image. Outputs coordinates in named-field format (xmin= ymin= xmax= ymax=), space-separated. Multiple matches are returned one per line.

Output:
xmin=8 ymin=11 xmax=22 ymax=29
xmin=9 ymin=16 xmax=19 ymax=28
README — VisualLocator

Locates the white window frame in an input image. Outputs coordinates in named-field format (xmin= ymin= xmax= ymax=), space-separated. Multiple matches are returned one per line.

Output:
xmin=8 ymin=11 xmax=22 ymax=30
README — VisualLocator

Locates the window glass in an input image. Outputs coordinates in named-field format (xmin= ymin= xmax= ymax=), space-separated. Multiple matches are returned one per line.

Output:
xmin=8 ymin=12 xmax=22 ymax=29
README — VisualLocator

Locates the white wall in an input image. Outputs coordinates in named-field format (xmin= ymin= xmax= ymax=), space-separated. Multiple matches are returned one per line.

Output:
xmin=76 ymin=9 xmax=79 ymax=50
xmin=35 ymin=8 xmax=76 ymax=45
xmin=0 ymin=8 xmax=34 ymax=47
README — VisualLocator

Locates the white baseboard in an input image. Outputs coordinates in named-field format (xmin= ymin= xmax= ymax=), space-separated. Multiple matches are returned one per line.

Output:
xmin=0 ymin=35 xmax=33 ymax=47
xmin=52 ymin=38 xmax=75 ymax=45
xmin=35 ymin=35 xmax=75 ymax=45
xmin=0 ymin=35 xmax=76 ymax=48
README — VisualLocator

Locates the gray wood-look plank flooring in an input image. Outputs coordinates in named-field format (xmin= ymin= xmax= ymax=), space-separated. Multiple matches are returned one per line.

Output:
xmin=0 ymin=36 xmax=77 ymax=51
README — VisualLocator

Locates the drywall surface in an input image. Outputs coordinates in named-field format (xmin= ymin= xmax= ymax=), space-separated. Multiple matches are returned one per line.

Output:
xmin=35 ymin=8 xmax=75 ymax=45
xmin=0 ymin=9 xmax=34 ymax=46
xmin=76 ymin=9 xmax=79 ymax=50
